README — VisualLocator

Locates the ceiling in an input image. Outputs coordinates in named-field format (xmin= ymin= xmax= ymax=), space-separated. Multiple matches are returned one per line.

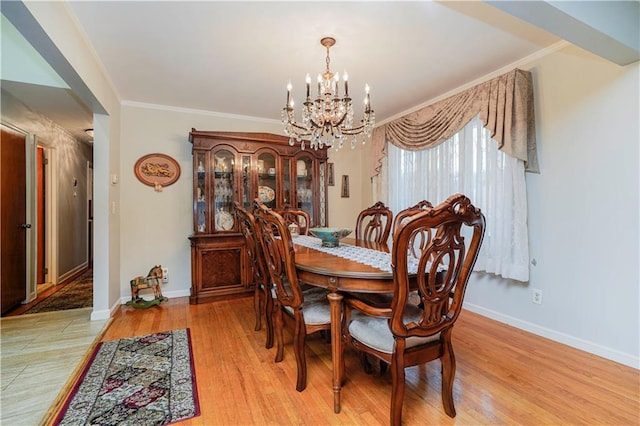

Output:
xmin=2 ymin=1 xmax=638 ymax=144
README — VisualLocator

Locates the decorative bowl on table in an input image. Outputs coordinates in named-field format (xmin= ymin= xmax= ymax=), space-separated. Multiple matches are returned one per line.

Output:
xmin=309 ymin=227 xmax=352 ymax=247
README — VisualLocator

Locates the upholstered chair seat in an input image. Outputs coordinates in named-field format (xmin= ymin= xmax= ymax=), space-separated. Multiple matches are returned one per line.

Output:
xmin=348 ymin=307 xmax=441 ymax=354
xmin=280 ymin=285 xmax=331 ymax=325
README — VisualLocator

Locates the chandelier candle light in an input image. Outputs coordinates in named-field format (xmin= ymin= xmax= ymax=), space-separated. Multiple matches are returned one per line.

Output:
xmin=282 ymin=37 xmax=375 ymax=150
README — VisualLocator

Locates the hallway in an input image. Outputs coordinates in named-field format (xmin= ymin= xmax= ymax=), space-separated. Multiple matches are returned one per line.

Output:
xmin=3 ymin=269 xmax=93 ymax=317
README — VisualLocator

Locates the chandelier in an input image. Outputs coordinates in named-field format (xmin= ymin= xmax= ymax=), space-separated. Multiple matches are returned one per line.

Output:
xmin=281 ymin=37 xmax=375 ymax=150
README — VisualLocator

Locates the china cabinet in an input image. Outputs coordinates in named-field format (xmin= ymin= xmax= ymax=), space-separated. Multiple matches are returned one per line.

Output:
xmin=188 ymin=130 xmax=328 ymax=304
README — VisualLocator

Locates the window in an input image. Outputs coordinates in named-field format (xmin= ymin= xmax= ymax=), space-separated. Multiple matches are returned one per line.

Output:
xmin=387 ymin=115 xmax=530 ymax=282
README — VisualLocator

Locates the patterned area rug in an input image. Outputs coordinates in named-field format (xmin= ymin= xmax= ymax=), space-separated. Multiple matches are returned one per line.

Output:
xmin=54 ymin=329 xmax=200 ymax=425
xmin=24 ymin=269 xmax=93 ymax=314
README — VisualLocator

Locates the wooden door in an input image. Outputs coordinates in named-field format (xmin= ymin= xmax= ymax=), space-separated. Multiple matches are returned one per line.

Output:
xmin=1 ymin=125 xmax=28 ymax=314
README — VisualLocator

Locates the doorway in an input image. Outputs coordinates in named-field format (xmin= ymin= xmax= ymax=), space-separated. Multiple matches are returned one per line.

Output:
xmin=1 ymin=132 xmax=95 ymax=317
xmin=35 ymin=144 xmax=57 ymax=298
xmin=1 ymin=124 xmax=29 ymax=314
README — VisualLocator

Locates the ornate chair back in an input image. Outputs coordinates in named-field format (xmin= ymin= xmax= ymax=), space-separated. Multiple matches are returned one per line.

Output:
xmin=234 ymin=201 xmax=273 ymax=348
xmin=392 ymin=200 xmax=434 ymax=236
xmin=253 ymin=201 xmax=303 ymax=309
xmin=355 ymin=201 xmax=393 ymax=243
xmin=235 ymin=202 xmax=268 ymax=288
xmin=275 ymin=204 xmax=311 ymax=235
xmin=390 ymin=194 xmax=485 ymax=340
xmin=392 ymin=200 xmax=434 ymax=257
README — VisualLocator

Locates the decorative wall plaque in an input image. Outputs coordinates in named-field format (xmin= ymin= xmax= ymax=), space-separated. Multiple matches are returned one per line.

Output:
xmin=134 ymin=153 xmax=181 ymax=192
xmin=328 ymin=163 xmax=335 ymax=186
xmin=341 ymin=175 xmax=349 ymax=198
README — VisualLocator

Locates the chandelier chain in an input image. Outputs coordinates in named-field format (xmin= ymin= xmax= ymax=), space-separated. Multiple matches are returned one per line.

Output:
xmin=324 ymin=44 xmax=331 ymax=79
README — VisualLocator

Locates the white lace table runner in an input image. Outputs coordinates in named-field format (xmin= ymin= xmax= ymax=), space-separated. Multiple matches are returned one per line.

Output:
xmin=293 ymin=235 xmax=421 ymax=274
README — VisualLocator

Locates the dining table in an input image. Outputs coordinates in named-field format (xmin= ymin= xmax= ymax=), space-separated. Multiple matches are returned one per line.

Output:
xmin=292 ymin=235 xmax=395 ymax=414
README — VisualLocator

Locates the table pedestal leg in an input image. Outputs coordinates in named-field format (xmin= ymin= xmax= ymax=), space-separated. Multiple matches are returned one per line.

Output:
xmin=327 ymin=292 xmax=343 ymax=413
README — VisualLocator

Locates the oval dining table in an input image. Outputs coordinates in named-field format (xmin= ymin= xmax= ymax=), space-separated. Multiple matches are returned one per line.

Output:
xmin=293 ymin=237 xmax=393 ymax=414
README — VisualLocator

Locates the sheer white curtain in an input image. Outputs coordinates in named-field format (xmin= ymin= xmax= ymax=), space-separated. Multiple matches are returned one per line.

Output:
xmin=387 ymin=115 xmax=530 ymax=282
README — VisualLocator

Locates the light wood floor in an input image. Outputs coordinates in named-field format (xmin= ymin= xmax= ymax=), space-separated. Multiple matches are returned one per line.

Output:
xmin=0 ymin=308 xmax=110 ymax=425
xmin=38 ymin=296 xmax=640 ymax=425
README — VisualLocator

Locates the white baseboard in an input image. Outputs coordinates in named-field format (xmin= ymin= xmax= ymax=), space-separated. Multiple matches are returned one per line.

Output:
xmin=162 ymin=288 xmax=192 ymax=299
xmin=118 ymin=288 xmax=191 ymax=305
xmin=91 ymin=297 xmax=133 ymax=321
xmin=90 ymin=308 xmax=110 ymax=321
xmin=92 ymin=288 xmax=191 ymax=320
xmin=463 ymin=302 xmax=639 ymax=370
xmin=58 ymin=262 xmax=89 ymax=283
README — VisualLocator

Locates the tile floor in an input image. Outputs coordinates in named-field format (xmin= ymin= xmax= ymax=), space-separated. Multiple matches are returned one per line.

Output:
xmin=0 ymin=308 xmax=109 ymax=425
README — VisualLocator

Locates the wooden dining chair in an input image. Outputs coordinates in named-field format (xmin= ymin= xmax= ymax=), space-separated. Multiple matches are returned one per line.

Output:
xmin=393 ymin=199 xmax=435 ymax=261
xmin=355 ymin=201 xmax=393 ymax=243
xmin=234 ymin=202 xmax=273 ymax=349
xmin=253 ymin=200 xmax=332 ymax=392
xmin=392 ymin=200 xmax=434 ymax=237
xmin=274 ymin=204 xmax=311 ymax=235
xmin=349 ymin=199 xmax=436 ymax=312
xmin=342 ymin=194 xmax=486 ymax=425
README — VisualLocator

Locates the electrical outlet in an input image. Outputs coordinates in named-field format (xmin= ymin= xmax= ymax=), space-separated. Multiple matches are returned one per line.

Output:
xmin=162 ymin=267 xmax=169 ymax=283
xmin=532 ymin=288 xmax=542 ymax=305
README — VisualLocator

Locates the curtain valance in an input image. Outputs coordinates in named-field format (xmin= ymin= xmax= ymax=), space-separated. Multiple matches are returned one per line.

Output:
xmin=371 ymin=68 xmax=538 ymax=177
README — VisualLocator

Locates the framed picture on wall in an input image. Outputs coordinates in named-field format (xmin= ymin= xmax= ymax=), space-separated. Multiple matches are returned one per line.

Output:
xmin=341 ymin=175 xmax=349 ymax=198
xmin=134 ymin=153 xmax=181 ymax=191
xmin=328 ymin=163 xmax=335 ymax=186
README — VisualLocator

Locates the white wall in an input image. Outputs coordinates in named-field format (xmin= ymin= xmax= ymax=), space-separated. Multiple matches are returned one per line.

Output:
xmin=118 ymin=104 xmax=284 ymax=300
xmin=463 ymin=44 xmax=639 ymax=368
xmin=118 ymin=104 xmax=373 ymax=299
xmin=327 ymin=143 xmax=373 ymax=229
xmin=18 ymin=1 xmax=123 ymax=319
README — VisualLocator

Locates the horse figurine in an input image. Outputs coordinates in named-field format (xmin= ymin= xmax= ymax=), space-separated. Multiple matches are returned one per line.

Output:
xmin=127 ymin=265 xmax=168 ymax=308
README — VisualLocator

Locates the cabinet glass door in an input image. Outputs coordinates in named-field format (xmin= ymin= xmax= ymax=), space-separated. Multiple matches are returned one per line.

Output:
xmin=296 ymin=155 xmax=315 ymax=224
xmin=283 ymin=158 xmax=291 ymax=206
xmin=241 ymin=155 xmax=251 ymax=210
xmin=213 ymin=150 xmax=235 ymax=231
xmin=195 ymin=152 xmax=207 ymax=233
xmin=257 ymin=153 xmax=276 ymax=208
